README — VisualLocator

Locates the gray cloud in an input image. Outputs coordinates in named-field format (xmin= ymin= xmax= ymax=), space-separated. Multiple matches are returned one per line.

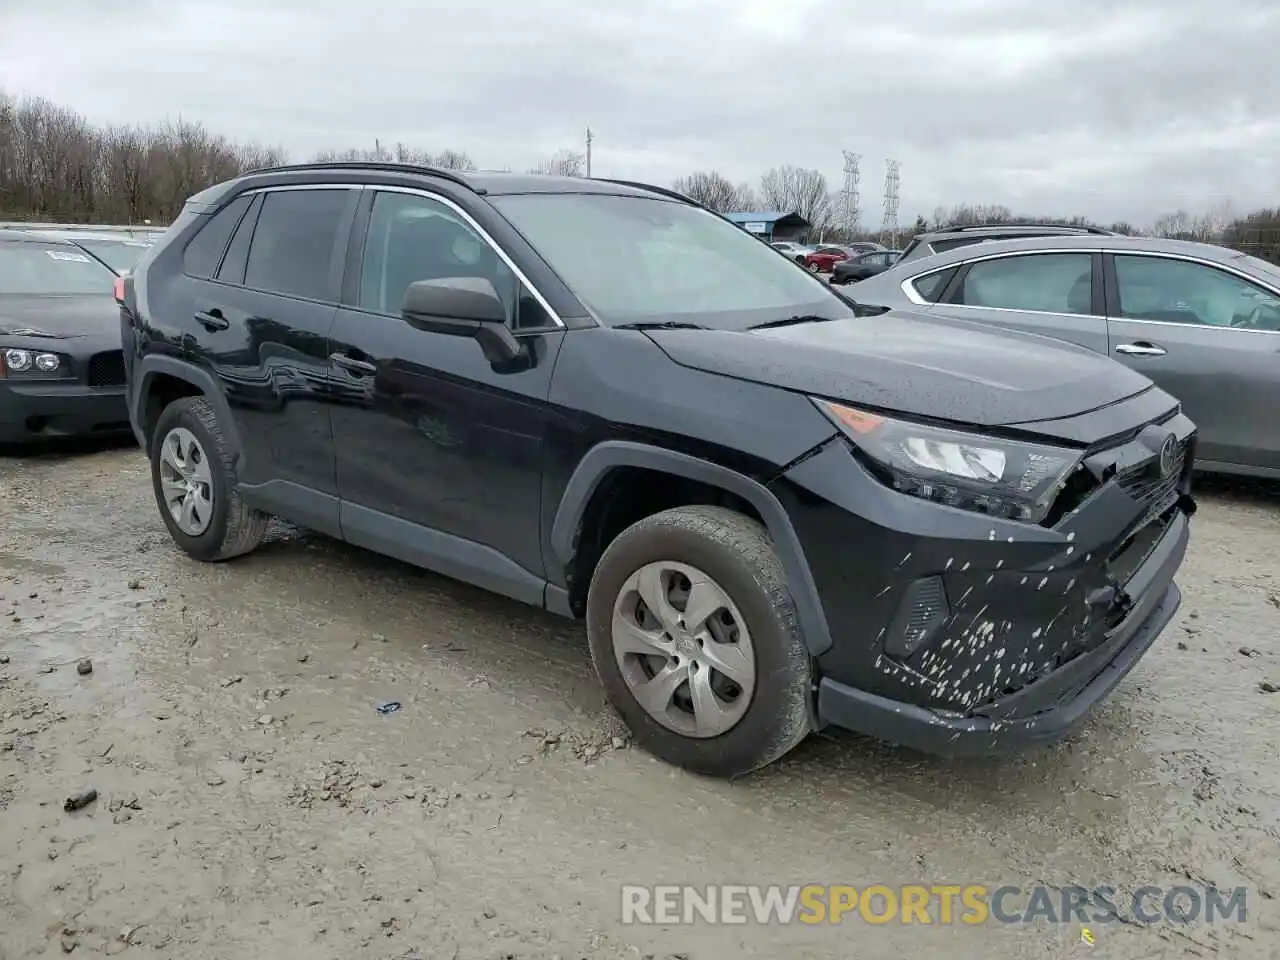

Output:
xmin=2 ymin=0 xmax=1277 ymax=224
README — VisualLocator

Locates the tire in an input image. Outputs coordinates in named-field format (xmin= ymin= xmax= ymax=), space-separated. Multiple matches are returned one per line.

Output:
xmin=808 ymin=262 xmax=821 ymax=273
xmin=585 ymin=505 xmax=814 ymax=777
xmin=149 ymin=396 xmax=270 ymax=562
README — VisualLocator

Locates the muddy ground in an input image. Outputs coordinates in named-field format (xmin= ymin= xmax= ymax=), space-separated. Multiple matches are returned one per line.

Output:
xmin=0 ymin=440 xmax=1277 ymax=960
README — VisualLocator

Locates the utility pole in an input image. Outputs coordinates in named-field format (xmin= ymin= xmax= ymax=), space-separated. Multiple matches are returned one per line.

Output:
xmin=840 ymin=151 xmax=861 ymax=237
xmin=882 ymin=159 xmax=900 ymax=247
xmin=585 ymin=126 xmax=593 ymax=178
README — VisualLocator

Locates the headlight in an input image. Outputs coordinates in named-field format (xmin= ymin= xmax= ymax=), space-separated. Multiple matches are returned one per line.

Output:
xmin=813 ymin=398 xmax=1083 ymax=524
xmin=2 ymin=348 xmax=64 ymax=375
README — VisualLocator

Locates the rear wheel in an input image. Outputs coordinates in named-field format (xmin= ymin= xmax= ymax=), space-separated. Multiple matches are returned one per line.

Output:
xmin=149 ymin=397 xmax=270 ymax=562
xmin=808 ymin=261 xmax=821 ymax=273
xmin=586 ymin=505 xmax=813 ymax=777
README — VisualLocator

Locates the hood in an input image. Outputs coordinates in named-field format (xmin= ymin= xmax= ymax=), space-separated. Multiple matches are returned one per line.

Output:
xmin=0 ymin=295 xmax=119 ymax=339
xmin=644 ymin=309 xmax=1155 ymax=427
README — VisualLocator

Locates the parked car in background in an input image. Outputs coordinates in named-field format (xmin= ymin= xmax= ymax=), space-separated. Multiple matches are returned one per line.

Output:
xmin=769 ymin=240 xmax=813 ymax=264
xmin=0 ymin=229 xmax=131 ymax=442
xmin=802 ymin=245 xmax=862 ymax=273
xmin=23 ymin=230 xmax=154 ymax=275
xmin=897 ymin=223 xmax=1118 ymax=266
xmin=847 ymin=233 xmax=1280 ymax=478
xmin=121 ymin=161 xmax=1193 ymax=776
xmin=830 ymin=249 xmax=902 ymax=285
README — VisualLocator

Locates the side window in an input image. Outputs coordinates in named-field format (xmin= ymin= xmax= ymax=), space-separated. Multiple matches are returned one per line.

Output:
xmin=910 ymin=267 xmax=957 ymax=303
xmin=216 ymin=194 xmax=262 ymax=285
xmin=182 ymin=194 xmax=252 ymax=279
xmin=243 ymin=189 xmax=352 ymax=301
xmin=955 ymin=253 xmax=1094 ymax=315
xmin=358 ymin=191 xmax=553 ymax=330
xmin=1113 ymin=255 xmax=1280 ymax=330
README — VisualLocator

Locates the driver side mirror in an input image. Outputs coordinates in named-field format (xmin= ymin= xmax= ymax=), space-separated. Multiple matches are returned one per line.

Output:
xmin=401 ymin=277 xmax=522 ymax=365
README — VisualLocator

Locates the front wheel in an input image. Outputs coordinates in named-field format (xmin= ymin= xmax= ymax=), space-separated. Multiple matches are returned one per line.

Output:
xmin=585 ymin=505 xmax=814 ymax=777
xmin=808 ymin=262 xmax=821 ymax=273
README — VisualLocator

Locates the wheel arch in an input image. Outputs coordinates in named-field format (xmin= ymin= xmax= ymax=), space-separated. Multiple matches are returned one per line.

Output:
xmin=550 ymin=440 xmax=833 ymax=656
xmin=135 ymin=356 xmax=241 ymax=459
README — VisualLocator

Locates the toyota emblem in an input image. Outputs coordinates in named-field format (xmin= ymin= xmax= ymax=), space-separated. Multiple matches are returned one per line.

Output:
xmin=1158 ymin=435 xmax=1177 ymax=477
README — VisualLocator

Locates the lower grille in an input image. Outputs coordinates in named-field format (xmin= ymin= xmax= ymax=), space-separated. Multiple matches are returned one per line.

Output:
xmin=86 ymin=350 xmax=126 ymax=387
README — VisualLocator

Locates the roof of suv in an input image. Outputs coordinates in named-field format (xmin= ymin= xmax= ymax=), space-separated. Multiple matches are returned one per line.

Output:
xmin=899 ymin=222 xmax=1118 ymax=262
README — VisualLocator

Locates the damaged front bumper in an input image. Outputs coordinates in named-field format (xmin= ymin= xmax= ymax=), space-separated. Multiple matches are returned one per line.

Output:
xmin=815 ymin=510 xmax=1187 ymax=756
xmin=770 ymin=402 xmax=1196 ymax=757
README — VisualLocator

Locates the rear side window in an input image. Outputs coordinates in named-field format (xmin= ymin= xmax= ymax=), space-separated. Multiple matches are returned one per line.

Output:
xmin=182 ymin=194 xmax=253 ymax=278
xmin=244 ymin=189 xmax=352 ymax=301
xmin=954 ymin=253 xmax=1094 ymax=315
xmin=911 ymin=267 xmax=957 ymax=302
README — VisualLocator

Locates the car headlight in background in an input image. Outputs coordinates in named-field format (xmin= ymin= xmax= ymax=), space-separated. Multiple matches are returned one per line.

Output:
xmin=812 ymin=398 xmax=1083 ymax=524
xmin=2 ymin=348 xmax=65 ymax=376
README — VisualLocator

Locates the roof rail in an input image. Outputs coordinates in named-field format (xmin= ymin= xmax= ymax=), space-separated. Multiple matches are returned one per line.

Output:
xmin=940 ymin=222 xmax=1114 ymax=235
xmin=592 ymin=178 xmax=701 ymax=207
xmin=240 ymin=161 xmax=483 ymax=194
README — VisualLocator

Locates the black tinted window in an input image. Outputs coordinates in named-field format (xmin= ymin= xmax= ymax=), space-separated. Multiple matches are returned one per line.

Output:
xmin=182 ymin=194 xmax=252 ymax=278
xmin=244 ymin=189 xmax=351 ymax=301
xmin=912 ymin=267 xmax=956 ymax=302
xmin=217 ymin=194 xmax=262 ymax=285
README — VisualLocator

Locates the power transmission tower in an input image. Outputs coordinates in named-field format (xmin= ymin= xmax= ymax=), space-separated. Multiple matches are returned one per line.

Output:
xmin=585 ymin=126 xmax=593 ymax=178
xmin=881 ymin=159 xmax=900 ymax=246
xmin=840 ymin=151 xmax=861 ymax=235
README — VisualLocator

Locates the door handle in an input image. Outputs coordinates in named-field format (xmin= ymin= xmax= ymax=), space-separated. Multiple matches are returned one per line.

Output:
xmin=330 ymin=352 xmax=377 ymax=376
xmin=194 ymin=309 xmax=228 ymax=331
xmin=1115 ymin=342 xmax=1167 ymax=357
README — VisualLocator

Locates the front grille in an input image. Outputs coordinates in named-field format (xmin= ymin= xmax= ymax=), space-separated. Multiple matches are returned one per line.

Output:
xmin=86 ymin=350 xmax=126 ymax=387
xmin=1116 ymin=436 xmax=1189 ymax=517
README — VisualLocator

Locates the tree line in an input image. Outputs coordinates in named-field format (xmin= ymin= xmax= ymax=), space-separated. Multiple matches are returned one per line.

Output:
xmin=2 ymin=89 xmax=1276 ymax=263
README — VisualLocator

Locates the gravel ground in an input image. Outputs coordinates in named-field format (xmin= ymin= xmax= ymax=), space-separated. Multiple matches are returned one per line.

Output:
xmin=1 ymin=439 xmax=1278 ymax=959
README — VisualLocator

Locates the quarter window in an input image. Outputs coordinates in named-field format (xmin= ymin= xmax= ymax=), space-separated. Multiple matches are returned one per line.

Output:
xmin=357 ymin=191 xmax=552 ymax=330
xmin=1113 ymin=255 xmax=1280 ymax=331
xmin=243 ymin=189 xmax=352 ymax=301
xmin=911 ymin=267 xmax=957 ymax=303
xmin=955 ymin=253 xmax=1094 ymax=315
xmin=182 ymin=194 xmax=252 ymax=279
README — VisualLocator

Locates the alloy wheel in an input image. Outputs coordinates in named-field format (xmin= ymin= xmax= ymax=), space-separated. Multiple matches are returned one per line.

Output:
xmin=610 ymin=560 xmax=756 ymax=738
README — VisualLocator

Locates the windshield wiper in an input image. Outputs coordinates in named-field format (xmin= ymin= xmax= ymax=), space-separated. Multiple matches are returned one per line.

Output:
xmin=614 ymin=320 xmax=709 ymax=331
xmin=747 ymin=314 xmax=842 ymax=331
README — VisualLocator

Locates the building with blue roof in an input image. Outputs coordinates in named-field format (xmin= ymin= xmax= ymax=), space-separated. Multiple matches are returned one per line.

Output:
xmin=724 ymin=210 xmax=812 ymax=243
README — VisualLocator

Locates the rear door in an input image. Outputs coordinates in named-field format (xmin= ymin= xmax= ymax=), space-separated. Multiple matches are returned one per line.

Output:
xmin=1103 ymin=251 xmax=1280 ymax=472
xmin=930 ymin=250 xmax=1110 ymax=353
xmin=188 ymin=185 xmax=359 ymax=534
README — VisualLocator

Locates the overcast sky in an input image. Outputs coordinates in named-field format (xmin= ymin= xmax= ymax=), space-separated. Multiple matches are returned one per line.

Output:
xmin=2 ymin=0 xmax=1277 ymax=226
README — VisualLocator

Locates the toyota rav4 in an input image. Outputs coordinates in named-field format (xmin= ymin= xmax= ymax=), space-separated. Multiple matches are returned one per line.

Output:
xmin=118 ymin=163 xmax=1196 ymax=777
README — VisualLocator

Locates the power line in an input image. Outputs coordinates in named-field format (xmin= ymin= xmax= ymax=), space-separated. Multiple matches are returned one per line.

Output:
xmin=882 ymin=159 xmax=900 ymax=246
xmin=840 ymin=151 xmax=861 ymax=234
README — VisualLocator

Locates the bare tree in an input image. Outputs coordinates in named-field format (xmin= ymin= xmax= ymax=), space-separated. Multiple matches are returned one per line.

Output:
xmin=671 ymin=170 xmax=740 ymax=212
xmin=1152 ymin=210 xmax=1192 ymax=239
xmin=758 ymin=166 xmax=832 ymax=232
xmin=528 ymin=149 xmax=585 ymax=177
xmin=733 ymin=182 xmax=759 ymax=211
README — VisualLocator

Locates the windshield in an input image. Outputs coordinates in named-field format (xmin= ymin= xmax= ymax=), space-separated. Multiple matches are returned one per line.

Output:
xmin=0 ymin=243 xmax=117 ymax=294
xmin=74 ymin=239 xmax=151 ymax=274
xmin=491 ymin=194 xmax=851 ymax=329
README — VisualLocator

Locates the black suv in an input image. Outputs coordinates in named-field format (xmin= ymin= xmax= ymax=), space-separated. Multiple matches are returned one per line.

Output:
xmin=898 ymin=223 xmax=1119 ymax=266
xmin=118 ymin=163 xmax=1195 ymax=777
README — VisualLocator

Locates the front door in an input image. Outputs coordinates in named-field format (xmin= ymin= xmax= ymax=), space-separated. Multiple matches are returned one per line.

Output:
xmin=1103 ymin=252 xmax=1280 ymax=472
xmin=931 ymin=250 xmax=1110 ymax=354
xmin=328 ymin=187 xmax=565 ymax=603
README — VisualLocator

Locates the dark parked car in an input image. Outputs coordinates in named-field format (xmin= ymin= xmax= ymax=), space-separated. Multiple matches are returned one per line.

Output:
xmin=830 ymin=249 xmax=902 ymax=285
xmin=42 ymin=233 xmax=154 ymax=275
xmin=119 ymin=162 xmax=1195 ymax=776
xmin=847 ymin=234 xmax=1280 ymax=479
xmin=0 ymin=230 xmax=131 ymax=442
xmin=897 ymin=223 xmax=1118 ymax=266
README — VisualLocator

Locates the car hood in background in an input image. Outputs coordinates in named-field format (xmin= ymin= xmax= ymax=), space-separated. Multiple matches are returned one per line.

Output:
xmin=0 ymin=295 xmax=120 ymax=339
xmin=643 ymin=308 xmax=1156 ymax=428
